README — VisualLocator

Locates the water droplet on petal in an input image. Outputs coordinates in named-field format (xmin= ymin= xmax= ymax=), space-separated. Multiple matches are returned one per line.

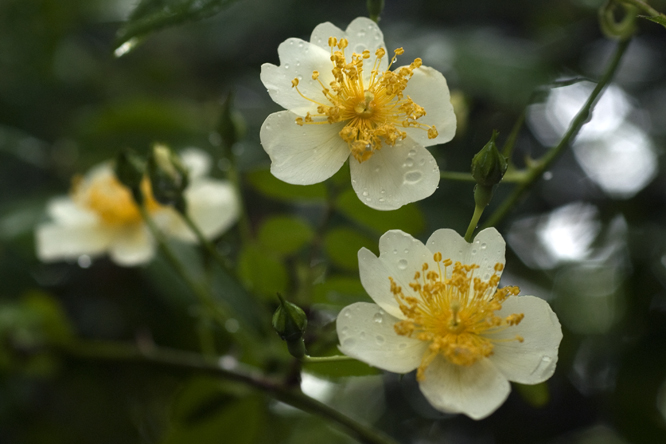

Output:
xmin=481 ymin=243 xmax=487 ymax=250
xmin=530 ymin=356 xmax=555 ymax=378
xmin=341 ymin=326 xmax=349 ymax=335
xmin=360 ymin=331 xmax=367 ymax=339
xmin=344 ymin=309 xmax=351 ymax=318
xmin=374 ymin=167 xmax=380 ymax=173
xmin=408 ymin=149 xmax=416 ymax=156
xmin=404 ymin=158 xmax=414 ymax=167
xmin=373 ymin=312 xmax=383 ymax=323
xmin=398 ymin=343 xmax=408 ymax=350
xmin=362 ymin=191 xmax=368 ymax=196
xmin=419 ymin=158 xmax=426 ymax=166
xmin=284 ymin=63 xmax=289 ymax=69
xmin=375 ymin=335 xmax=385 ymax=344
xmin=343 ymin=338 xmax=356 ymax=348
xmin=393 ymin=249 xmax=398 ymax=254
xmin=398 ymin=259 xmax=408 ymax=270
xmin=404 ymin=171 xmax=422 ymax=184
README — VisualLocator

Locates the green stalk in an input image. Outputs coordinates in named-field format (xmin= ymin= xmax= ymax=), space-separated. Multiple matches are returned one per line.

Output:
xmin=482 ymin=37 xmax=631 ymax=229
xmin=61 ymin=339 xmax=400 ymax=444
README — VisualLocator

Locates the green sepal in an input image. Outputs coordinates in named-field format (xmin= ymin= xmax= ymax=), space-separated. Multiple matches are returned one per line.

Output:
xmin=147 ymin=143 xmax=189 ymax=213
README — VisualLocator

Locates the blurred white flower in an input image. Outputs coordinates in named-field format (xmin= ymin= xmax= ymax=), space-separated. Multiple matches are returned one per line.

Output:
xmin=36 ymin=150 xmax=238 ymax=267
xmin=337 ymin=228 xmax=562 ymax=419
xmin=260 ymin=17 xmax=456 ymax=210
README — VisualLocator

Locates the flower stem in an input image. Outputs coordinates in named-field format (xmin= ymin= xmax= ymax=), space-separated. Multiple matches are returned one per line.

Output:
xmin=303 ymin=355 xmax=356 ymax=363
xmin=464 ymin=204 xmax=485 ymax=243
xmin=481 ymin=37 xmax=631 ymax=229
xmin=227 ymin=162 xmax=253 ymax=244
xmin=59 ymin=339 xmax=400 ymax=444
xmin=138 ymin=205 xmax=230 ymax=326
xmin=178 ymin=210 xmax=237 ymax=277
xmin=440 ymin=170 xmax=524 ymax=183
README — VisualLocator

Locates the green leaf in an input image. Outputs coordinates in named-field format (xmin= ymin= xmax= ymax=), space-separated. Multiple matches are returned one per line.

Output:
xmin=313 ymin=276 xmax=369 ymax=307
xmin=639 ymin=14 xmax=666 ymax=29
xmin=335 ymin=189 xmax=425 ymax=234
xmin=514 ymin=382 xmax=550 ymax=408
xmin=115 ymin=0 xmax=242 ymax=53
xmin=257 ymin=216 xmax=314 ymax=257
xmin=323 ymin=228 xmax=376 ymax=271
xmin=164 ymin=378 xmax=263 ymax=444
xmin=246 ymin=169 xmax=326 ymax=203
xmin=237 ymin=244 xmax=288 ymax=298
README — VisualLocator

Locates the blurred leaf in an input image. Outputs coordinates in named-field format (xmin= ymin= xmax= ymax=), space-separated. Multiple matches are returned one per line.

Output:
xmin=640 ymin=14 xmax=666 ymax=29
xmin=514 ymin=382 xmax=550 ymax=408
xmin=116 ymin=0 xmax=242 ymax=52
xmin=164 ymin=377 xmax=263 ymax=444
xmin=335 ymin=189 xmax=425 ymax=234
xmin=258 ymin=216 xmax=314 ymax=257
xmin=313 ymin=276 xmax=369 ymax=307
xmin=246 ymin=169 xmax=326 ymax=203
xmin=22 ymin=291 xmax=73 ymax=344
xmin=237 ymin=244 xmax=288 ymax=298
xmin=323 ymin=228 xmax=376 ymax=271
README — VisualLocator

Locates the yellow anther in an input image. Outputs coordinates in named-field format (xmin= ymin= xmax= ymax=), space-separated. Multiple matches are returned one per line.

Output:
xmin=375 ymin=48 xmax=386 ymax=58
xmin=338 ymin=38 xmax=348 ymax=49
xmin=433 ymin=252 xmax=442 ymax=262
xmin=394 ymin=47 xmax=404 ymax=55
xmin=443 ymin=258 xmax=452 ymax=266
xmin=362 ymin=50 xmax=371 ymax=59
xmin=295 ymin=117 xmax=304 ymax=126
xmin=328 ymin=36 xmax=337 ymax=47
xmin=494 ymin=263 xmax=504 ymax=271
xmin=291 ymin=78 xmax=299 ymax=88
xmin=427 ymin=126 xmax=438 ymax=139
xmin=312 ymin=71 xmax=319 ymax=80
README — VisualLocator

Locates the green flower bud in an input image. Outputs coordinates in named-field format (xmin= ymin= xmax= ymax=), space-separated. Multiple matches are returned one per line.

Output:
xmin=272 ymin=294 xmax=307 ymax=343
xmin=147 ymin=144 xmax=189 ymax=214
xmin=471 ymin=130 xmax=508 ymax=187
xmin=367 ymin=0 xmax=385 ymax=22
xmin=114 ymin=149 xmax=145 ymax=204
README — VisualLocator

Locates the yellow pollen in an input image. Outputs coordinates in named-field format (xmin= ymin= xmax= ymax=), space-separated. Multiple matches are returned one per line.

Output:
xmin=72 ymin=170 xmax=162 ymax=227
xmin=390 ymin=255 xmax=525 ymax=381
xmin=291 ymin=38 xmax=438 ymax=163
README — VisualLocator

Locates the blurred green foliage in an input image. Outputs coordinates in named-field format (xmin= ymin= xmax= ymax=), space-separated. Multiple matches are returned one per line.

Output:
xmin=2 ymin=0 xmax=666 ymax=443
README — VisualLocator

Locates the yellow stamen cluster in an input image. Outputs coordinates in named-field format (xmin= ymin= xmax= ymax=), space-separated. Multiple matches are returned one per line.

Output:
xmin=292 ymin=37 xmax=439 ymax=163
xmin=72 ymin=172 xmax=162 ymax=227
xmin=391 ymin=256 xmax=523 ymax=381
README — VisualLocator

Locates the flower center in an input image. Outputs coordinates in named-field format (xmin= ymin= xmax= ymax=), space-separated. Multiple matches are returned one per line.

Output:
xmin=390 ymin=254 xmax=524 ymax=381
xmin=72 ymin=171 xmax=162 ymax=226
xmin=291 ymin=37 xmax=439 ymax=163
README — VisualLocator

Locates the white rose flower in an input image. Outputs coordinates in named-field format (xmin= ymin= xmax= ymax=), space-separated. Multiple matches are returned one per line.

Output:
xmin=337 ymin=227 xmax=563 ymax=419
xmin=260 ymin=17 xmax=456 ymax=210
xmin=36 ymin=149 xmax=239 ymax=267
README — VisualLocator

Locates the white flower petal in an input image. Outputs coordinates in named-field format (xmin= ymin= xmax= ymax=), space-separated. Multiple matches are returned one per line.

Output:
xmin=108 ymin=226 xmax=155 ymax=266
xmin=260 ymin=111 xmax=349 ymax=185
xmin=402 ymin=65 xmax=456 ymax=147
xmin=358 ymin=230 xmax=436 ymax=317
xmin=180 ymin=148 xmax=211 ymax=179
xmin=419 ymin=355 xmax=511 ymax=419
xmin=349 ymin=138 xmax=439 ymax=210
xmin=46 ymin=197 xmax=98 ymax=225
xmin=337 ymin=302 xmax=427 ymax=373
xmin=426 ymin=227 xmax=505 ymax=283
xmin=167 ymin=179 xmax=239 ymax=242
xmin=36 ymin=222 xmax=111 ymax=261
xmin=488 ymin=295 xmax=563 ymax=384
xmin=310 ymin=21 xmax=345 ymax=50
xmin=260 ymin=39 xmax=332 ymax=116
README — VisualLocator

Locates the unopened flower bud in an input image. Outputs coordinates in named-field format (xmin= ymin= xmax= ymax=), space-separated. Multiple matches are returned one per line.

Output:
xmin=367 ymin=0 xmax=385 ymax=22
xmin=114 ymin=149 xmax=145 ymax=204
xmin=471 ymin=130 xmax=508 ymax=187
xmin=147 ymin=144 xmax=189 ymax=213
xmin=272 ymin=294 xmax=308 ymax=358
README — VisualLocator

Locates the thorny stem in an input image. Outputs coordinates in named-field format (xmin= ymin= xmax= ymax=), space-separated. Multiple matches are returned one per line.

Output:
xmin=60 ymin=339 xmax=400 ymax=444
xmin=481 ymin=37 xmax=632 ymax=229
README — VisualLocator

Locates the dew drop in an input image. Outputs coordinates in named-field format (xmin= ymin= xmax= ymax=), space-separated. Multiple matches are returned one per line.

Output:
xmin=365 ymin=197 xmax=372 ymax=202
xmin=374 ymin=167 xmax=380 ymax=173
xmin=380 ymin=189 xmax=385 ymax=194
xmin=481 ymin=243 xmax=487 ymax=250
xmin=404 ymin=171 xmax=422 ymax=184
xmin=408 ymin=149 xmax=416 ymax=156
xmin=351 ymin=179 xmax=357 ymax=185
xmin=392 ymin=249 xmax=398 ymax=255
xmin=530 ymin=356 xmax=555 ymax=377
xmin=362 ymin=191 xmax=368 ymax=196
xmin=404 ymin=249 xmax=409 ymax=254
xmin=398 ymin=259 xmax=408 ymax=270
xmin=472 ymin=249 xmax=477 ymax=255
xmin=375 ymin=335 xmax=385 ymax=345
xmin=419 ymin=158 xmax=426 ymax=166
xmin=358 ymin=30 xmax=367 ymax=37
xmin=344 ymin=309 xmax=351 ymax=318
xmin=284 ymin=63 xmax=289 ymax=69
xmin=265 ymin=124 xmax=271 ymax=130
xmin=296 ymin=61 xmax=301 ymax=67
xmin=398 ymin=343 xmax=408 ymax=350
xmin=404 ymin=158 xmax=414 ymax=167
xmin=360 ymin=331 xmax=367 ymax=339
xmin=343 ymin=338 xmax=356 ymax=348
xmin=341 ymin=326 xmax=349 ymax=335
xmin=298 ymin=41 xmax=304 ymax=48
xmin=379 ymin=197 xmax=385 ymax=202
xmin=373 ymin=312 xmax=383 ymax=323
